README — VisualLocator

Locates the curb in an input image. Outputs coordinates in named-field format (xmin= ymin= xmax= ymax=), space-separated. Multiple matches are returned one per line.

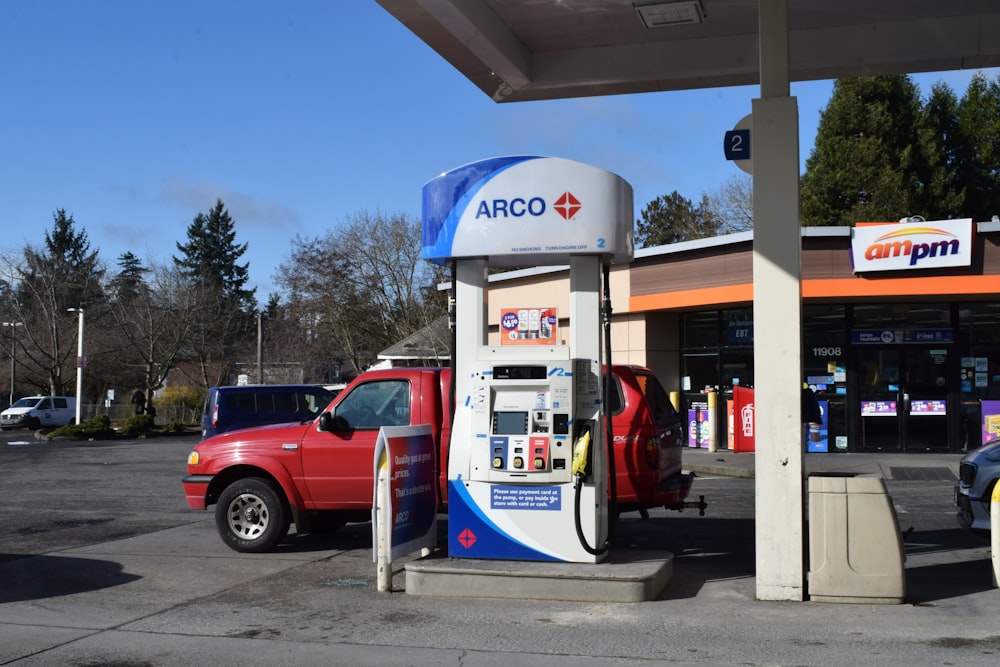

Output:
xmin=686 ymin=462 xmax=755 ymax=479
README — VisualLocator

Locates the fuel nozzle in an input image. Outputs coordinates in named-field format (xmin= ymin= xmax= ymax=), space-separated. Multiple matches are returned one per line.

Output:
xmin=572 ymin=428 xmax=591 ymax=488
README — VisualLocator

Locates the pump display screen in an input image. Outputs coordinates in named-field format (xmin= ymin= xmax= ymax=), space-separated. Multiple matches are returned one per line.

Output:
xmin=492 ymin=365 xmax=547 ymax=380
xmin=493 ymin=411 xmax=529 ymax=435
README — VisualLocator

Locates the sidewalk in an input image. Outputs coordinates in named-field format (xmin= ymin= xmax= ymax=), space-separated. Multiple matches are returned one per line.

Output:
xmin=682 ymin=445 xmax=963 ymax=480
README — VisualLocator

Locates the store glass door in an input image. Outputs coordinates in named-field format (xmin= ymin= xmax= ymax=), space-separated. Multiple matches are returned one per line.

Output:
xmin=858 ymin=347 xmax=950 ymax=451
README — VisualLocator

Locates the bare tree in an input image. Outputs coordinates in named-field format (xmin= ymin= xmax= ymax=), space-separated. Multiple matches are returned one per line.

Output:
xmin=106 ymin=255 xmax=197 ymax=406
xmin=3 ymin=211 xmax=105 ymax=396
xmin=707 ymin=173 xmax=754 ymax=233
xmin=338 ymin=211 xmax=444 ymax=342
xmin=275 ymin=211 xmax=447 ymax=373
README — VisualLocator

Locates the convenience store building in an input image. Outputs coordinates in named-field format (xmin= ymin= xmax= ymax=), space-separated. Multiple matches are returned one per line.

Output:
xmin=487 ymin=218 xmax=1000 ymax=455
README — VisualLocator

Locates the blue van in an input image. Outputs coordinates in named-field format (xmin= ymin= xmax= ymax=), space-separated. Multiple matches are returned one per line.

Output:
xmin=201 ymin=384 xmax=336 ymax=440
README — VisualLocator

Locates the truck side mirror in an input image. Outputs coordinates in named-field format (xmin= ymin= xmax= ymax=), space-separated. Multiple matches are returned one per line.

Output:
xmin=318 ymin=411 xmax=350 ymax=432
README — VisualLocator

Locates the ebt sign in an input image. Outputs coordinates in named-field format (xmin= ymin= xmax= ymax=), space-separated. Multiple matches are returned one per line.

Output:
xmin=422 ymin=156 xmax=633 ymax=268
xmin=851 ymin=218 xmax=973 ymax=273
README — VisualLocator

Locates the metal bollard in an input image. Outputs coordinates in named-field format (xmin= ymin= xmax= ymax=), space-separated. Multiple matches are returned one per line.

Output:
xmin=992 ymin=481 xmax=1000 ymax=588
xmin=376 ymin=465 xmax=392 ymax=592
xmin=707 ymin=390 xmax=717 ymax=453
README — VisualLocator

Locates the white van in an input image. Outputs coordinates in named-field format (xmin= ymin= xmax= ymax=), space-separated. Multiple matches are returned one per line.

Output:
xmin=0 ymin=396 xmax=76 ymax=430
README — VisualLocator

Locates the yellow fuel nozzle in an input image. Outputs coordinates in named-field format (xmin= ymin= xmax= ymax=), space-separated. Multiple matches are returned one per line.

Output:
xmin=572 ymin=430 xmax=591 ymax=477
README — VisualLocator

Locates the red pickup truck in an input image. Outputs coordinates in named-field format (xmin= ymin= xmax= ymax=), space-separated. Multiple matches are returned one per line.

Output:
xmin=183 ymin=365 xmax=695 ymax=552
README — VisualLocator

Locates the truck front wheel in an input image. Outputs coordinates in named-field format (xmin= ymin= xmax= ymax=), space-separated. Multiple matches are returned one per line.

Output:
xmin=215 ymin=477 xmax=289 ymax=553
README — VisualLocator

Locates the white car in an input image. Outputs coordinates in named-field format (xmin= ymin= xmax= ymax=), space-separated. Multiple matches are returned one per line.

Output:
xmin=0 ymin=396 xmax=76 ymax=430
xmin=955 ymin=439 xmax=1000 ymax=532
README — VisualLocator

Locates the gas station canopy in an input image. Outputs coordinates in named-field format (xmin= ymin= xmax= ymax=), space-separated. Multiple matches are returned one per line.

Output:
xmin=375 ymin=0 xmax=1000 ymax=103
xmin=376 ymin=0 xmax=1000 ymax=601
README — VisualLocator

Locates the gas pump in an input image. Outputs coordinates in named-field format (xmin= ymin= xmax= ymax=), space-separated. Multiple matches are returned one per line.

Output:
xmin=422 ymin=156 xmax=633 ymax=563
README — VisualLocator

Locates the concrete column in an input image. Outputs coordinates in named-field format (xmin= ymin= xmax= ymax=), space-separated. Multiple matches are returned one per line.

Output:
xmin=753 ymin=0 xmax=804 ymax=602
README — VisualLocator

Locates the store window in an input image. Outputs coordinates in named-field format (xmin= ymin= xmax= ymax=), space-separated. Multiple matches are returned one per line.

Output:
xmin=853 ymin=302 xmax=950 ymax=329
xmin=722 ymin=350 xmax=753 ymax=388
xmin=803 ymin=305 xmax=847 ymax=396
xmin=681 ymin=309 xmax=754 ymax=390
xmin=682 ymin=352 xmax=719 ymax=393
xmin=959 ymin=303 xmax=1000 ymax=449
xmin=681 ymin=311 xmax=720 ymax=349
xmin=722 ymin=308 xmax=753 ymax=348
xmin=804 ymin=305 xmax=849 ymax=452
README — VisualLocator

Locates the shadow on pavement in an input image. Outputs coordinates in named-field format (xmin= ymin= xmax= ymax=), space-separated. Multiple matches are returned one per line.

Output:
xmin=906 ymin=558 xmax=994 ymax=604
xmin=903 ymin=528 xmax=994 ymax=604
xmin=271 ymin=520 xmax=377 ymax=553
xmin=0 ymin=554 xmax=140 ymax=603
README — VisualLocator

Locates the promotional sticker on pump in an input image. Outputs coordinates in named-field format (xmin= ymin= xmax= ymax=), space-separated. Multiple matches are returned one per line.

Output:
xmin=500 ymin=307 xmax=558 ymax=345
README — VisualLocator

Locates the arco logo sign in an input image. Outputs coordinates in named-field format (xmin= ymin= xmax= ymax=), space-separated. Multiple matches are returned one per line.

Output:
xmin=473 ymin=191 xmax=582 ymax=221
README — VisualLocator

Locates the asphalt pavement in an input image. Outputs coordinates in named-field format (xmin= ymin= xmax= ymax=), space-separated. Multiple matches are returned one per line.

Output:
xmin=0 ymin=443 xmax=997 ymax=666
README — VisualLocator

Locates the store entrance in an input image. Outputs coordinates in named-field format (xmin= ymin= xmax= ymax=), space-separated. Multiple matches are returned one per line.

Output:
xmin=857 ymin=346 xmax=951 ymax=451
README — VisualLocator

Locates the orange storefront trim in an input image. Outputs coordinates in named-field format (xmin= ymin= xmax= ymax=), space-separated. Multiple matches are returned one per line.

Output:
xmin=801 ymin=276 xmax=1000 ymax=298
xmin=630 ymin=284 xmax=753 ymax=311
xmin=630 ymin=275 xmax=1000 ymax=311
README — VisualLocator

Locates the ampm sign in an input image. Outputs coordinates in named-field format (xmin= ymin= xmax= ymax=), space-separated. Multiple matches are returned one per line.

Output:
xmin=850 ymin=218 xmax=973 ymax=273
xmin=421 ymin=156 xmax=634 ymax=268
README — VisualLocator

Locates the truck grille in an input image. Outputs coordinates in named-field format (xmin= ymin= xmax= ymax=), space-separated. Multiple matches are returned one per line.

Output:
xmin=959 ymin=462 xmax=977 ymax=487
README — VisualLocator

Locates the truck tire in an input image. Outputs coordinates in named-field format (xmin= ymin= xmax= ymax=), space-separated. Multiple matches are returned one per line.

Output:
xmin=215 ymin=477 xmax=289 ymax=553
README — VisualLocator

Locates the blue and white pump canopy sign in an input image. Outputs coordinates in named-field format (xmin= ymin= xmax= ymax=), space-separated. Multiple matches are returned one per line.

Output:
xmin=422 ymin=156 xmax=634 ymax=268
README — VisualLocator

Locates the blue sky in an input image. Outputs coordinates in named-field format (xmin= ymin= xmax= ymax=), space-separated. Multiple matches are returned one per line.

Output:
xmin=2 ymin=1 xmax=998 ymax=300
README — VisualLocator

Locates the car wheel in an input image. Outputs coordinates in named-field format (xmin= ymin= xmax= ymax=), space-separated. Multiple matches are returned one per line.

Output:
xmin=27 ymin=416 xmax=41 ymax=430
xmin=215 ymin=477 xmax=289 ymax=553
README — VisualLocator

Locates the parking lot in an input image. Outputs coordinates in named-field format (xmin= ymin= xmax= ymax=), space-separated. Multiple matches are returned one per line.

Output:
xmin=1 ymin=430 xmax=998 ymax=666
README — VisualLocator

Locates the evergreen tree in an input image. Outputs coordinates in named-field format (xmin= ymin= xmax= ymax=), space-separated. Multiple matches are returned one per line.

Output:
xmin=107 ymin=251 xmax=149 ymax=304
xmin=635 ymin=192 xmax=721 ymax=247
xmin=801 ymin=75 xmax=923 ymax=225
xmin=173 ymin=199 xmax=255 ymax=311
xmin=172 ymin=199 xmax=256 ymax=387
xmin=916 ymin=82 xmax=965 ymax=219
xmin=955 ymin=73 xmax=1000 ymax=220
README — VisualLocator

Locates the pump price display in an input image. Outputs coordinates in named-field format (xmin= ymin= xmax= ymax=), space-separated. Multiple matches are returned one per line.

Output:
xmin=490 ymin=485 xmax=561 ymax=510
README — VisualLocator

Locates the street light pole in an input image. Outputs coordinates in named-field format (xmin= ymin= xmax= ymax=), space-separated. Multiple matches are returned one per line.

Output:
xmin=67 ymin=308 xmax=85 ymax=424
xmin=257 ymin=310 xmax=263 ymax=384
xmin=2 ymin=322 xmax=22 ymax=407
